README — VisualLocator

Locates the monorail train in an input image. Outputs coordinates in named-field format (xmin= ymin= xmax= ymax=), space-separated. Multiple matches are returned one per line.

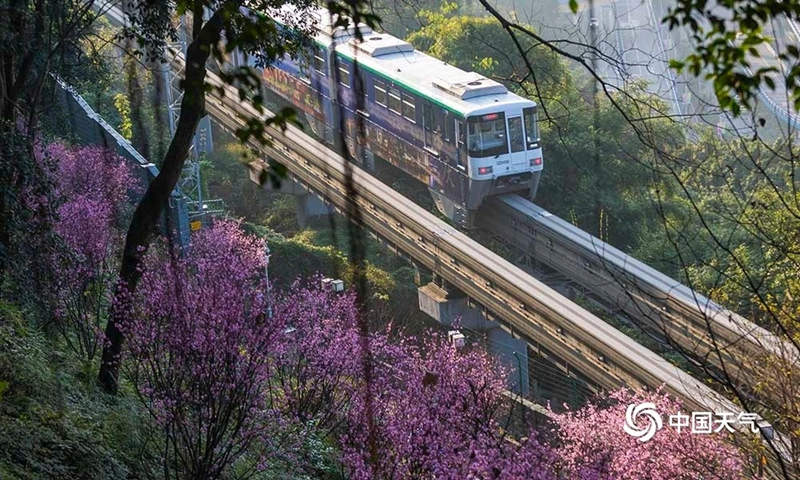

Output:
xmin=246 ymin=7 xmax=544 ymax=227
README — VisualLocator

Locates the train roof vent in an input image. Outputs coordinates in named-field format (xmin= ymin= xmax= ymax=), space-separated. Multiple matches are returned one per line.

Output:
xmin=432 ymin=73 xmax=507 ymax=100
xmin=352 ymin=35 xmax=414 ymax=57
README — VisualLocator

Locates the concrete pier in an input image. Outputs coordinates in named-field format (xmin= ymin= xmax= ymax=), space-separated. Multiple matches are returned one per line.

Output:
xmin=248 ymin=161 xmax=332 ymax=227
xmin=418 ymin=282 xmax=530 ymax=395
xmin=294 ymin=192 xmax=330 ymax=228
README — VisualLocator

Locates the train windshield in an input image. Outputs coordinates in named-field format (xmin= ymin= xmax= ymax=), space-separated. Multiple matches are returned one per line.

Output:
xmin=467 ymin=112 xmax=508 ymax=158
xmin=523 ymin=107 xmax=539 ymax=149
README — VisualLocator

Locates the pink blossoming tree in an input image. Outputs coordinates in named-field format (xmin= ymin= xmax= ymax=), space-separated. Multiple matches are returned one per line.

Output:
xmin=265 ymin=279 xmax=386 ymax=475
xmin=47 ymin=143 xmax=139 ymax=360
xmin=340 ymin=335 xmax=556 ymax=480
xmin=552 ymin=388 xmax=745 ymax=480
xmin=114 ymin=219 xmax=747 ymax=480
xmin=120 ymin=220 xmax=281 ymax=479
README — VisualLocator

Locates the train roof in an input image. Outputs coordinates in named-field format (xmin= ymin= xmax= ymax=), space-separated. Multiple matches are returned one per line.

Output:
xmin=271 ymin=6 xmax=536 ymax=118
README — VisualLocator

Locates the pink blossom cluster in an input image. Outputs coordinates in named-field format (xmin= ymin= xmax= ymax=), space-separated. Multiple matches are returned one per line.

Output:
xmin=339 ymin=335 xmax=556 ymax=480
xmin=120 ymin=220 xmax=280 ymax=478
xmin=267 ymin=277 xmax=556 ymax=479
xmin=551 ymin=388 xmax=744 ymax=479
xmin=47 ymin=143 xmax=137 ymax=211
xmin=45 ymin=142 xmax=140 ymax=360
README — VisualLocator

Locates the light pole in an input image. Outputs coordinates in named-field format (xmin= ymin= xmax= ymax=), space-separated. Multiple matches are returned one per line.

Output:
xmin=264 ymin=243 xmax=272 ymax=319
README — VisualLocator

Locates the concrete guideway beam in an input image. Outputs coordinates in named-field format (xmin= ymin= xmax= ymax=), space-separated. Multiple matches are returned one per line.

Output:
xmin=201 ymin=80 xmax=791 ymax=469
xmin=480 ymin=195 xmax=798 ymax=389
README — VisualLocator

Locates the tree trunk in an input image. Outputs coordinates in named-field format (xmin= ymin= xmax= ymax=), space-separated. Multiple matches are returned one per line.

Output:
xmin=98 ymin=12 xmax=223 ymax=394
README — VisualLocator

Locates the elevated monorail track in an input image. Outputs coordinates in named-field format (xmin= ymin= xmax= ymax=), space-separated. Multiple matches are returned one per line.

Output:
xmin=201 ymin=72 xmax=798 ymax=472
xmin=104 ymin=3 xmax=795 ymax=392
xmin=480 ymin=195 xmax=797 ymax=385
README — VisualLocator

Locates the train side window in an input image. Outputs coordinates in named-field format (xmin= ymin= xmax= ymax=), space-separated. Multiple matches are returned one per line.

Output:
xmin=402 ymin=92 xmax=416 ymax=122
xmin=443 ymin=111 xmax=453 ymax=142
xmin=388 ymin=90 xmax=402 ymax=115
xmin=424 ymin=104 xmax=442 ymax=133
xmin=374 ymin=80 xmax=387 ymax=107
xmin=313 ymin=48 xmax=326 ymax=76
xmin=338 ymin=63 xmax=351 ymax=88
xmin=297 ymin=52 xmax=311 ymax=83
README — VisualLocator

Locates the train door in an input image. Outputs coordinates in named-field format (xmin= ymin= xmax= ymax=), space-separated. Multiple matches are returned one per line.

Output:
xmin=506 ymin=115 xmax=527 ymax=171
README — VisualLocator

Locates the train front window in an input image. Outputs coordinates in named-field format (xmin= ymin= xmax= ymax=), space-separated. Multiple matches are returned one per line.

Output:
xmin=508 ymin=116 xmax=524 ymax=153
xmin=523 ymin=107 xmax=539 ymax=149
xmin=467 ymin=112 xmax=508 ymax=158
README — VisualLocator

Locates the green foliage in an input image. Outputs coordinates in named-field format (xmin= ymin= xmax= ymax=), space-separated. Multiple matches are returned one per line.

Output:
xmin=0 ymin=380 xmax=8 ymax=402
xmin=241 ymin=219 xmax=424 ymax=329
xmin=664 ymin=0 xmax=799 ymax=117
xmin=407 ymin=7 xmax=567 ymax=95
xmin=112 ymin=93 xmax=133 ymax=141
xmin=535 ymin=84 xmax=681 ymax=250
xmin=266 ymin=229 xmax=396 ymax=299
xmin=370 ymin=0 xmax=447 ymax=38
xmin=0 ymin=301 xmax=154 ymax=479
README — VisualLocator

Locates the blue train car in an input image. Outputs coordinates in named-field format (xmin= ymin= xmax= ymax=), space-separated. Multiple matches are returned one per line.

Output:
xmin=262 ymin=7 xmax=543 ymax=227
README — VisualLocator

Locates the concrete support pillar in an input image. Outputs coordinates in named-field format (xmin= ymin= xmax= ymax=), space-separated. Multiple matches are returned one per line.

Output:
xmin=294 ymin=192 xmax=330 ymax=228
xmin=418 ymin=282 xmax=530 ymax=396
xmin=410 ymin=261 xmax=424 ymax=287
xmin=248 ymin=163 xmax=332 ymax=228
xmin=487 ymin=327 xmax=530 ymax=396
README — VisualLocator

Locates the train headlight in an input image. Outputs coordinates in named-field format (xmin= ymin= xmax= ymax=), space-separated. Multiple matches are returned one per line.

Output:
xmin=530 ymin=157 xmax=542 ymax=167
xmin=478 ymin=166 xmax=493 ymax=175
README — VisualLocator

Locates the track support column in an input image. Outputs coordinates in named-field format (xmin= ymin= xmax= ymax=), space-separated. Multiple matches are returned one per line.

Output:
xmin=418 ymin=282 xmax=530 ymax=395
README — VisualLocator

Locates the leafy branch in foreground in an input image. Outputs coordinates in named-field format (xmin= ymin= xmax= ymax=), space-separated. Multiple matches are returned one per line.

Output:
xmin=664 ymin=0 xmax=800 ymax=117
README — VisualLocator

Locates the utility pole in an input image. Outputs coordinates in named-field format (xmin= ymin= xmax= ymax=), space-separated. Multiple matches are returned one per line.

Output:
xmin=589 ymin=0 xmax=604 ymax=241
xmin=264 ymin=243 xmax=272 ymax=319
